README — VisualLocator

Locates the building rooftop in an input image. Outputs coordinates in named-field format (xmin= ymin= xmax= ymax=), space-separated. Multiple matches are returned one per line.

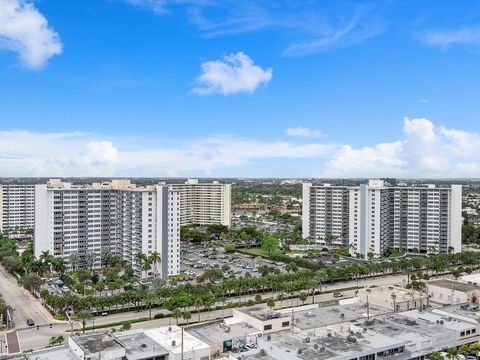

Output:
xmin=24 ymin=346 xmax=77 ymax=360
xmin=291 ymin=299 xmax=389 ymax=331
xmin=428 ymin=279 xmax=480 ymax=292
xmin=185 ymin=320 xmax=261 ymax=346
xmin=236 ymin=304 xmax=290 ymax=321
xmin=240 ymin=329 xmax=407 ymax=360
xmin=144 ymin=325 xmax=210 ymax=355
xmin=116 ymin=330 xmax=169 ymax=360
xmin=69 ymin=332 xmax=125 ymax=356
xmin=433 ymin=302 xmax=480 ymax=323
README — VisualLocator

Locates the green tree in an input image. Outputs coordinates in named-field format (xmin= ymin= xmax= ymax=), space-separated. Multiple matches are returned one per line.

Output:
xmin=18 ymin=274 xmax=42 ymax=292
xmin=428 ymin=352 xmax=444 ymax=360
xmin=172 ymin=308 xmax=182 ymax=325
xmin=194 ymin=297 xmax=204 ymax=322
xmin=120 ymin=321 xmax=132 ymax=331
xmin=76 ymin=310 xmax=93 ymax=334
xmin=261 ymin=235 xmax=279 ymax=255
xmin=145 ymin=291 xmax=157 ymax=320
xmin=183 ymin=311 xmax=192 ymax=324
xmin=266 ymin=298 xmax=275 ymax=310
xmin=299 ymin=292 xmax=308 ymax=305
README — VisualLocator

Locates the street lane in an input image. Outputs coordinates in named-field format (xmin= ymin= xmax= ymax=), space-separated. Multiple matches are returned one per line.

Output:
xmin=0 ymin=265 xmax=52 ymax=328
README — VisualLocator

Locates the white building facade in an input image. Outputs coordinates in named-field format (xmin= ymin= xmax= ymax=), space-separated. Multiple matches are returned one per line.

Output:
xmin=168 ymin=179 xmax=231 ymax=227
xmin=34 ymin=179 xmax=180 ymax=278
xmin=303 ymin=180 xmax=462 ymax=258
xmin=0 ymin=184 xmax=35 ymax=238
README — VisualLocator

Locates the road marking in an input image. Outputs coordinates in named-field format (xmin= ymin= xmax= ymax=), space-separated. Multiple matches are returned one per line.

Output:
xmin=6 ymin=331 xmax=20 ymax=354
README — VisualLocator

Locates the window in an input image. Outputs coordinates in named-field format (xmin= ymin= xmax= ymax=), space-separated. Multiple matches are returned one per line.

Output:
xmin=282 ymin=321 xmax=290 ymax=327
xmin=264 ymin=324 xmax=272 ymax=331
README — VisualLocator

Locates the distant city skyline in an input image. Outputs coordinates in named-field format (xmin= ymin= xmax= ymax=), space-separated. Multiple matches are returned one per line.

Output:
xmin=1 ymin=0 xmax=480 ymax=177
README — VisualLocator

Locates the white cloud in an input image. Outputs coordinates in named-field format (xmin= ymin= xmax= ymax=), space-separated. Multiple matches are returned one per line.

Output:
xmin=0 ymin=0 xmax=62 ymax=69
xmin=2 ymin=118 xmax=480 ymax=178
xmin=285 ymin=127 xmax=324 ymax=138
xmin=323 ymin=118 xmax=480 ymax=178
xmin=0 ymin=130 xmax=333 ymax=177
xmin=420 ymin=26 xmax=480 ymax=48
xmin=191 ymin=52 xmax=272 ymax=95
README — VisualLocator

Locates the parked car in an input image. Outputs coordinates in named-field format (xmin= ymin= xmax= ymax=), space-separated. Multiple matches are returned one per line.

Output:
xmin=333 ymin=292 xmax=344 ymax=298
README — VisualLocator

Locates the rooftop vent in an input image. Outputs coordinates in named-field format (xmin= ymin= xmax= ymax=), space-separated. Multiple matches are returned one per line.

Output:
xmin=172 ymin=340 xmax=176 ymax=347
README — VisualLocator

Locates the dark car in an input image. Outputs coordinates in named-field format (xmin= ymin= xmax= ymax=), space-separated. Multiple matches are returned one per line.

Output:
xmin=26 ymin=319 xmax=35 ymax=326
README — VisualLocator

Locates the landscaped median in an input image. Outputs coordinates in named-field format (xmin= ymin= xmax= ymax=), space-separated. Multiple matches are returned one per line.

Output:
xmin=67 ymin=284 xmax=363 ymax=333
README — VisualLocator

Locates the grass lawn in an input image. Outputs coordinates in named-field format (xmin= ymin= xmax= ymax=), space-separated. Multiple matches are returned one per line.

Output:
xmin=238 ymin=248 xmax=269 ymax=257
xmin=388 ymin=250 xmax=406 ymax=258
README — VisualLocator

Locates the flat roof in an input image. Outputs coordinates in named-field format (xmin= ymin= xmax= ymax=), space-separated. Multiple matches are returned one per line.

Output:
xmin=70 ymin=332 xmax=125 ymax=356
xmin=116 ymin=331 xmax=169 ymax=360
xmin=24 ymin=346 xmax=77 ymax=360
xmin=186 ymin=320 xmax=261 ymax=346
xmin=292 ymin=300 xmax=390 ymax=330
xmin=236 ymin=304 xmax=290 ymax=321
xmin=144 ymin=326 xmax=210 ymax=354
xmin=241 ymin=329 xmax=406 ymax=360
xmin=433 ymin=302 xmax=480 ymax=321
xmin=428 ymin=279 xmax=480 ymax=292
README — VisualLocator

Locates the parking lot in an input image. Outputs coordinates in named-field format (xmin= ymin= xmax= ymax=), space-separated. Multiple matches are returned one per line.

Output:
xmin=180 ymin=244 xmax=286 ymax=278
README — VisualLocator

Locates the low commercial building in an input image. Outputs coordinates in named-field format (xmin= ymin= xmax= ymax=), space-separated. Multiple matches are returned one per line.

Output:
xmin=185 ymin=319 xmax=261 ymax=357
xmin=356 ymin=285 xmax=428 ymax=312
xmin=427 ymin=279 xmax=480 ymax=305
xmin=144 ymin=326 xmax=210 ymax=360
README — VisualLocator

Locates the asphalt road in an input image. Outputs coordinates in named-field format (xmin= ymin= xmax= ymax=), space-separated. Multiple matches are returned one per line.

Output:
xmin=0 ymin=265 xmax=53 ymax=328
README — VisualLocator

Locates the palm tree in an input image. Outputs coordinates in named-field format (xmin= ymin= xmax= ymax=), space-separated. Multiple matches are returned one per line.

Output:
xmin=149 ymin=251 xmax=161 ymax=277
xmin=183 ymin=311 xmax=192 ymax=324
xmin=172 ymin=308 xmax=182 ymax=325
xmin=53 ymin=258 xmax=68 ymax=275
xmin=145 ymin=291 xmax=156 ymax=320
xmin=85 ymin=252 xmax=96 ymax=270
xmin=76 ymin=310 xmax=93 ymax=334
xmin=447 ymin=347 xmax=459 ymax=360
xmin=69 ymin=253 xmax=80 ymax=272
xmin=309 ymin=270 xmax=327 ymax=304
xmin=194 ymin=297 xmax=204 ymax=322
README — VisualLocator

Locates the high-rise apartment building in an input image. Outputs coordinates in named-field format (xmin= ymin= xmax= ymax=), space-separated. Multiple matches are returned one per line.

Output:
xmin=167 ymin=179 xmax=231 ymax=227
xmin=34 ymin=179 xmax=180 ymax=278
xmin=0 ymin=184 xmax=35 ymax=239
xmin=302 ymin=183 xmax=349 ymax=247
xmin=303 ymin=180 xmax=462 ymax=258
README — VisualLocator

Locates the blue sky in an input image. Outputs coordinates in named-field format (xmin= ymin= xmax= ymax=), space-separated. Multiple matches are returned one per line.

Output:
xmin=1 ymin=0 xmax=480 ymax=177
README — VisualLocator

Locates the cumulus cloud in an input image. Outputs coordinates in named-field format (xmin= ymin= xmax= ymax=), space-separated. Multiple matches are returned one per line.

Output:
xmin=0 ymin=130 xmax=332 ymax=177
xmin=192 ymin=52 xmax=272 ymax=95
xmin=286 ymin=127 xmax=324 ymax=138
xmin=2 ymin=118 xmax=480 ymax=177
xmin=0 ymin=0 xmax=62 ymax=69
xmin=323 ymin=118 xmax=480 ymax=178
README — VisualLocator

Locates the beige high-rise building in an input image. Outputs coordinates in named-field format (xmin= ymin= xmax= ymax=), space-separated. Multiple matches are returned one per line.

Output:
xmin=168 ymin=179 xmax=231 ymax=227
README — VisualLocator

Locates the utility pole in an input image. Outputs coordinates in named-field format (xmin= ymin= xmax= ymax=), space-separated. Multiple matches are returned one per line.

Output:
xmin=181 ymin=326 xmax=184 ymax=360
